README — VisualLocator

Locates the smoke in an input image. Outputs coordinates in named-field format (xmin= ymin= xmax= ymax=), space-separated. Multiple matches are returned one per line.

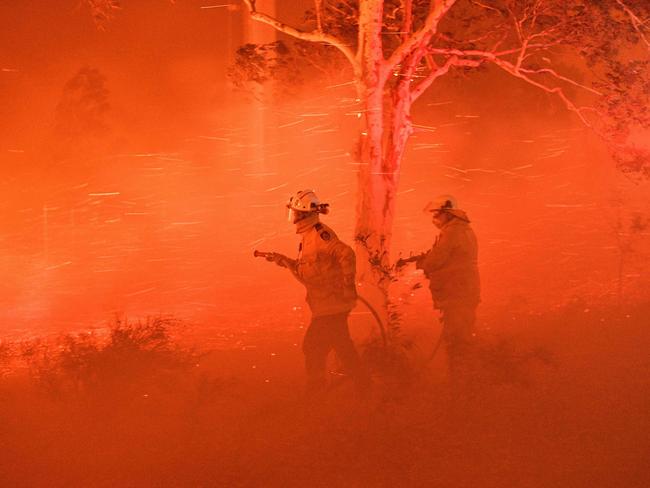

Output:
xmin=0 ymin=0 xmax=648 ymax=337
xmin=0 ymin=3 xmax=648 ymax=486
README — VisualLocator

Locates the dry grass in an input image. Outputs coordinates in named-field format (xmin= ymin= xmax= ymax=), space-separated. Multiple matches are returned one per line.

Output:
xmin=0 ymin=304 xmax=648 ymax=487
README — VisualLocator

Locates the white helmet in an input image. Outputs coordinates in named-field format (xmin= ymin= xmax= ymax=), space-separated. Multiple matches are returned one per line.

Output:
xmin=286 ymin=189 xmax=329 ymax=221
xmin=424 ymin=194 xmax=458 ymax=213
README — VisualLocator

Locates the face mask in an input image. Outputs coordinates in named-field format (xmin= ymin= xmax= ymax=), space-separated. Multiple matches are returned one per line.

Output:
xmin=288 ymin=208 xmax=311 ymax=223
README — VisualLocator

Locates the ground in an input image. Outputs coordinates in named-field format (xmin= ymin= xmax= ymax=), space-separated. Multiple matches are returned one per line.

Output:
xmin=1 ymin=302 xmax=649 ymax=487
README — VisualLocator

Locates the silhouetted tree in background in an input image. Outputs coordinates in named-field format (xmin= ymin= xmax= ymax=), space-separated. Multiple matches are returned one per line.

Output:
xmin=54 ymin=66 xmax=110 ymax=141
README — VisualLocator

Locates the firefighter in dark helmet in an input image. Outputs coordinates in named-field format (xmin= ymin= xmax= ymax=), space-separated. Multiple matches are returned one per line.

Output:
xmin=261 ymin=190 xmax=368 ymax=393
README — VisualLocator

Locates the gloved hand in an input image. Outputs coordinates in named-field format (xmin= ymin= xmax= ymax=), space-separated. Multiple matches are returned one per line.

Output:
xmin=395 ymin=257 xmax=409 ymax=268
xmin=266 ymin=253 xmax=293 ymax=269
xmin=342 ymin=276 xmax=358 ymax=301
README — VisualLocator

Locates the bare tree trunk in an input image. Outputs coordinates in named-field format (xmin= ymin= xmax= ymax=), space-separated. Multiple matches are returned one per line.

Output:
xmin=353 ymin=3 xmax=415 ymax=324
xmin=353 ymin=1 xmax=391 ymax=316
xmin=354 ymin=95 xmax=412 ymax=320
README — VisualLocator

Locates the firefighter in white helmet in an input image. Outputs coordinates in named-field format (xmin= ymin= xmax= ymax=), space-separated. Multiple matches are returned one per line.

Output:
xmin=399 ymin=195 xmax=480 ymax=389
xmin=259 ymin=190 xmax=367 ymax=393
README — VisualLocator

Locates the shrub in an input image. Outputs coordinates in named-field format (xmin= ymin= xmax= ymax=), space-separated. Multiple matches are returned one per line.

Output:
xmin=19 ymin=316 xmax=197 ymax=399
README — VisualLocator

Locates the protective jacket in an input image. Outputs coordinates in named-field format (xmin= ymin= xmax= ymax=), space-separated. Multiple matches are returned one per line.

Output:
xmin=293 ymin=218 xmax=357 ymax=318
xmin=416 ymin=211 xmax=480 ymax=309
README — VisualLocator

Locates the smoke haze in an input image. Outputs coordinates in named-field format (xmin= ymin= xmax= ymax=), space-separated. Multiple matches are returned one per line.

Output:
xmin=0 ymin=2 xmax=649 ymax=487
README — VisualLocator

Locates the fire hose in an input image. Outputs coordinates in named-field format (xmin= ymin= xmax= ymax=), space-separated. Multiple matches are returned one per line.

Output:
xmin=396 ymin=254 xmax=445 ymax=370
xmin=254 ymin=250 xmax=387 ymax=348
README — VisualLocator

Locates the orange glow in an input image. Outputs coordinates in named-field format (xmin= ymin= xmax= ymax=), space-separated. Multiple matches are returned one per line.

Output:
xmin=1 ymin=2 xmax=649 ymax=487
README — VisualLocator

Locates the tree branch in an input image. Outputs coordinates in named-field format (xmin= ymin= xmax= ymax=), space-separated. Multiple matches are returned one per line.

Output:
xmin=518 ymin=67 xmax=602 ymax=95
xmin=492 ymin=57 xmax=595 ymax=128
xmin=429 ymin=45 xmax=553 ymax=60
xmin=516 ymin=38 xmax=529 ymax=70
xmin=509 ymin=26 xmax=602 ymax=96
xmin=411 ymin=55 xmax=481 ymax=102
xmin=426 ymin=46 xmax=602 ymax=127
xmin=508 ymin=6 xmax=525 ymax=44
xmin=470 ymin=0 xmax=502 ymax=15
xmin=401 ymin=0 xmax=413 ymax=41
xmin=241 ymin=0 xmax=358 ymax=70
xmin=384 ymin=0 xmax=458 ymax=74
xmin=615 ymin=0 xmax=650 ymax=50
xmin=314 ymin=0 xmax=323 ymax=33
